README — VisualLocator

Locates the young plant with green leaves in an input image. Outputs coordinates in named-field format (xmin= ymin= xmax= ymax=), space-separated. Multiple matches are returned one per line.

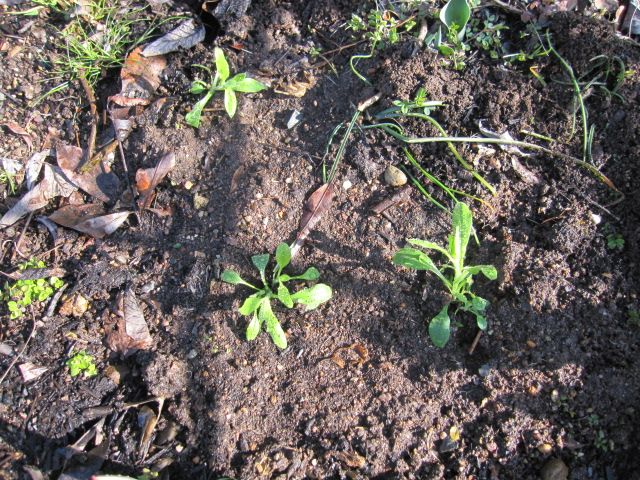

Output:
xmin=221 ymin=243 xmax=332 ymax=349
xmin=66 ymin=350 xmax=98 ymax=378
xmin=186 ymin=47 xmax=267 ymax=127
xmin=393 ymin=202 xmax=497 ymax=347
xmin=2 ymin=259 xmax=64 ymax=319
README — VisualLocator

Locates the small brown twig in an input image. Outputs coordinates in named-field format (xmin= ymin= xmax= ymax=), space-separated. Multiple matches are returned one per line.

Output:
xmin=469 ymin=330 xmax=482 ymax=354
xmin=308 ymin=39 xmax=368 ymax=69
xmin=78 ymin=71 xmax=98 ymax=167
xmin=12 ymin=212 xmax=34 ymax=261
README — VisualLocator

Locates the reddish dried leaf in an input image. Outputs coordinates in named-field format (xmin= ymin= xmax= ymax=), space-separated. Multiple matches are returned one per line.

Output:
xmin=135 ymin=153 xmax=176 ymax=208
xmin=2 ymin=121 xmax=33 ymax=150
xmin=109 ymin=47 xmax=167 ymax=107
xmin=107 ymin=287 xmax=152 ymax=356
xmin=290 ymin=183 xmax=335 ymax=257
xmin=56 ymin=144 xmax=120 ymax=203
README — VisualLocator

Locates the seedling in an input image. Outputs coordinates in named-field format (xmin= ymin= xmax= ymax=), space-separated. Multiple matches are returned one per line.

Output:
xmin=66 ymin=350 xmax=98 ymax=378
xmin=2 ymin=259 xmax=64 ymax=319
xmin=186 ymin=47 xmax=267 ymax=127
xmin=0 ymin=169 xmax=17 ymax=195
xmin=607 ymin=233 xmax=624 ymax=251
xmin=466 ymin=11 xmax=508 ymax=59
xmin=393 ymin=202 xmax=497 ymax=347
xmin=221 ymin=243 xmax=332 ymax=349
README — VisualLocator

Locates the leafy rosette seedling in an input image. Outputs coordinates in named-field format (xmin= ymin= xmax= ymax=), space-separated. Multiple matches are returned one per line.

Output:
xmin=393 ymin=202 xmax=497 ymax=347
xmin=2 ymin=259 xmax=64 ymax=319
xmin=221 ymin=243 xmax=332 ymax=349
xmin=186 ymin=47 xmax=267 ymax=127
xmin=66 ymin=350 xmax=98 ymax=378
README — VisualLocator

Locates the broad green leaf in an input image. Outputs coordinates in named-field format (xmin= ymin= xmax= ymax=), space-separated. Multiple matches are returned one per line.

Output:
xmin=440 ymin=0 xmax=471 ymax=39
xmin=239 ymin=292 xmax=263 ymax=315
xmin=231 ymin=78 xmax=267 ymax=93
xmin=465 ymin=265 xmax=498 ymax=280
xmin=429 ymin=304 xmax=451 ymax=348
xmin=223 ymin=73 xmax=246 ymax=90
xmin=275 ymin=243 xmax=291 ymax=271
xmin=221 ymin=270 xmax=257 ymax=289
xmin=471 ymin=295 xmax=489 ymax=314
xmin=291 ymin=284 xmax=332 ymax=310
xmin=393 ymin=248 xmax=450 ymax=287
xmin=224 ymin=88 xmax=237 ymax=117
xmin=279 ymin=266 xmax=320 ymax=283
xmin=185 ymin=91 xmax=213 ymax=128
xmin=438 ymin=44 xmax=455 ymax=56
xmin=214 ymin=47 xmax=230 ymax=82
xmin=277 ymin=283 xmax=293 ymax=308
xmin=189 ymin=80 xmax=208 ymax=94
xmin=475 ymin=313 xmax=487 ymax=330
xmin=407 ymin=239 xmax=453 ymax=262
xmin=451 ymin=202 xmax=472 ymax=272
xmin=250 ymin=254 xmax=268 ymax=287
xmin=246 ymin=313 xmax=261 ymax=340
xmin=258 ymin=299 xmax=287 ymax=349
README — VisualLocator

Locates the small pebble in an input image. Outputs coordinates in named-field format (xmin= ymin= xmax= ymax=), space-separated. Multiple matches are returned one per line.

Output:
xmin=384 ymin=165 xmax=407 ymax=187
xmin=342 ymin=179 xmax=352 ymax=190
xmin=538 ymin=443 xmax=553 ymax=455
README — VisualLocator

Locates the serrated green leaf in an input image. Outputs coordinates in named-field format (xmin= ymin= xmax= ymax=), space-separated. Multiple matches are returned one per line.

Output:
xmin=291 ymin=283 xmax=332 ymax=310
xmin=185 ymin=91 xmax=213 ymax=128
xmin=258 ymin=299 xmax=287 ymax=349
xmin=275 ymin=243 xmax=291 ymax=271
xmin=239 ymin=292 xmax=263 ymax=315
xmin=277 ymin=283 xmax=293 ymax=308
xmin=429 ymin=304 xmax=451 ymax=347
xmin=246 ymin=313 xmax=261 ymax=340
xmin=224 ymin=88 xmax=237 ymax=117
xmin=214 ymin=47 xmax=230 ymax=82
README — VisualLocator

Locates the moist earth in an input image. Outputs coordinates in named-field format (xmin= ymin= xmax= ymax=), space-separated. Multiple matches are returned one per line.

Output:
xmin=0 ymin=1 xmax=639 ymax=479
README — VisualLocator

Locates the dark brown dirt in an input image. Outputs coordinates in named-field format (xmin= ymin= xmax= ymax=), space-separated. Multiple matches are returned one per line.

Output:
xmin=1 ymin=1 xmax=640 ymax=479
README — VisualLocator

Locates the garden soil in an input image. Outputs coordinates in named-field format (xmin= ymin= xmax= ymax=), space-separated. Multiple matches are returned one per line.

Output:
xmin=1 ymin=1 xmax=639 ymax=479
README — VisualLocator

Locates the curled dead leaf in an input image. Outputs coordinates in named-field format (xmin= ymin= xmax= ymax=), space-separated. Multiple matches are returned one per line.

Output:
xmin=2 ymin=121 xmax=33 ymax=150
xmin=142 ymin=19 xmax=205 ymax=57
xmin=135 ymin=153 xmax=176 ymax=208
xmin=274 ymin=73 xmax=315 ymax=98
xmin=290 ymin=183 xmax=335 ymax=257
xmin=107 ymin=287 xmax=152 ymax=356
xmin=49 ymin=205 xmax=130 ymax=239
xmin=109 ymin=47 xmax=167 ymax=107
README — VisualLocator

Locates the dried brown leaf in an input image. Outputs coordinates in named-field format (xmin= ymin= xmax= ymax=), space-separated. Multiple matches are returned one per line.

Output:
xmin=107 ymin=287 xmax=152 ymax=356
xmin=274 ymin=73 xmax=315 ymax=98
xmin=18 ymin=362 xmax=48 ymax=382
xmin=49 ymin=205 xmax=130 ymax=238
xmin=135 ymin=153 xmax=176 ymax=208
xmin=59 ymin=293 xmax=89 ymax=318
xmin=109 ymin=47 xmax=167 ymax=107
xmin=142 ymin=19 xmax=205 ymax=57
xmin=56 ymin=144 xmax=120 ymax=203
xmin=290 ymin=183 xmax=335 ymax=257
xmin=334 ymin=451 xmax=366 ymax=469
xmin=0 ymin=164 xmax=77 ymax=228
xmin=2 ymin=121 xmax=33 ymax=150
xmin=138 ymin=405 xmax=158 ymax=461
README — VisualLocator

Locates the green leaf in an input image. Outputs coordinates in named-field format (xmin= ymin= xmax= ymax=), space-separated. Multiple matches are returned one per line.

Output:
xmin=440 ymin=0 xmax=471 ymax=39
xmin=451 ymin=202 xmax=472 ymax=271
xmin=224 ymin=88 xmax=237 ymax=118
xmin=277 ymin=283 xmax=294 ymax=308
xmin=438 ymin=44 xmax=454 ymax=56
xmin=258 ymin=299 xmax=287 ymax=349
xmin=214 ymin=47 xmax=230 ymax=82
xmin=280 ymin=267 xmax=321 ymax=283
xmin=185 ymin=91 xmax=213 ymax=128
xmin=429 ymin=304 xmax=451 ymax=347
xmin=393 ymin=248 xmax=450 ymax=287
xmin=230 ymin=77 xmax=267 ymax=93
xmin=465 ymin=265 xmax=497 ymax=280
xmin=239 ymin=292 xmax=264 ymax=315
xmin=246 ymin=313 xmax=261 ymax=341
xmin=221 ymin=270 xmax=257 ymax=289
xmin=470 ymin=295 xmax=489 ymax=314
xmin=475 ymin=313 xmax=487 ymax=330
xmin=251 ymin=254 xmax=270 ymax=285
xmin=189 ymin=80 xmax=208 ymax=94
xmin=291 ymin=284 xmax=332 ymax=310
xmin=275 ymin=243 xmax=291 ymax=271
xmin=407 ymin=239 xmax=454 ymax=262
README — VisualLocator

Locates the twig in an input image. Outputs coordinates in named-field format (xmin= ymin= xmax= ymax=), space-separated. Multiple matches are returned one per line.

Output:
xmin=308 ymin=39 xmax=368 ymax=69
xmin=468 ymin=330 xmax=482 ymax=354
xmin=489 ymin=0 xmax=525 ymax=16
xmin=78 ymin=71 xmax=98 ymax=167
xmin=371 ymin=185 xmax=412 ymax=215
xmin=12 ymin=212 xmax=34 ymax=261
xmin=0 ymin=315 xmax=36 ymax=386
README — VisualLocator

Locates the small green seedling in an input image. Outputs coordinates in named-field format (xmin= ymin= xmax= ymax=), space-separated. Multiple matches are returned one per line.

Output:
xmin=0 ymin=169 xmax=17 ymax=195
xmin=221 ymin=243 xmax=332 ymax=349
xmin=2 ymin=259 xmax=64 ymax=319
xmin=607 ymin=233 xmax=624 ymax=251
xmin=186 ymin=47 xmax=267 ymax=127
xmin=393 ymin=202 xmax=497 ymax=347
xmin=66 ymin=350 xmax=98 ymax=378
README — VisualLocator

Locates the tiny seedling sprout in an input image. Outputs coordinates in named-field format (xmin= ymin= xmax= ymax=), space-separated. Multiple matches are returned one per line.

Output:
xmin=66 ymin=350 xmax=98 ymax=378
xmin=393 ymin=202 xmax=497 ymax=347
xmin=186 ymin=47 xmax=267 ymax=127
xmin=221 ymin=243 xmax=332 ymax=349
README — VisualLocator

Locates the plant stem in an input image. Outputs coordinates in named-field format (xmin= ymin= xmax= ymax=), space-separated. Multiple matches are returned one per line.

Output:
xmin=325 ymin=109 xmax=361 ymax=184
